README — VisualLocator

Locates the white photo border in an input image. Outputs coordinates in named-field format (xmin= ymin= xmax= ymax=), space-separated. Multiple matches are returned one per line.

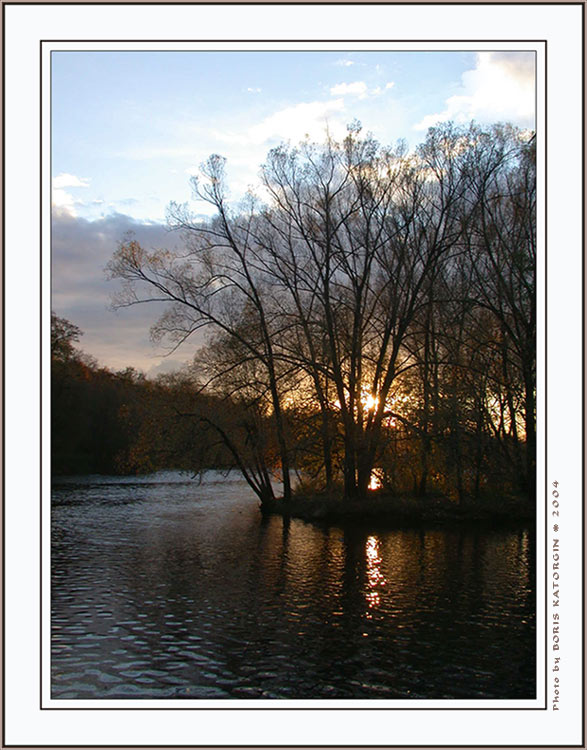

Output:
xmin=3 ymin=2 xmax=584 ymax=747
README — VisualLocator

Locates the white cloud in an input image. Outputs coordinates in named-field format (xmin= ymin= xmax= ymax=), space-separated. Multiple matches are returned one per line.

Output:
xmin=174 ymin=99 xmax=351 ymax=207
xmin=246 ymin=87 xmax=262 ymax=94
xmin=335 ymin=59 xmax=355 ymax=67
xmin=329 ymin=80 xmax=395 ymax=100
xmin=52 ymin=188 xmax=78 ymax=216
xmin=52 ymin=173 xmax=92 ymax=216
xmin=415 ymin=51 xmax=535 ymax=131
xmin=330 ymin=81 xmax=369 ymax=99
xmin=251 ymin=99 xmax=347 ymax=143
xmin=53 ymin=172 xmax=90 ymax=189
xmin=215 ymin=98 xmax=347 ymax=147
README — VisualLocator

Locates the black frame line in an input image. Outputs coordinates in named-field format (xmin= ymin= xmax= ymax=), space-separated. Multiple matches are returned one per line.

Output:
xmin=42 ymin=40 xmax=544 ymax=713
xmin=41 ymin=38 xmax=549 ymax=42
xmin=582 ymin=7 xmax=586 ymax=748
xmin=2 ymin=743 xmax=584 ymax=750
xmin=3 ymin=1 xmax=587 ymax=5
xmin=1 ymin=3 xmax=6 ymax=749
xmin=0 ymin=3 xmax=581 ymax=744
xmin=2 ymin=747 xmax=581 ymax=750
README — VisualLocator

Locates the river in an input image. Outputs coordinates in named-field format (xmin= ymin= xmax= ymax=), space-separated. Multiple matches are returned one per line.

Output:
xmin=51 ymin=471 xmax=535 ymax=700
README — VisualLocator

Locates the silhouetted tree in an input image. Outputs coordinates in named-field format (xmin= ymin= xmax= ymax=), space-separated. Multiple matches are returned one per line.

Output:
xmin=106 ymin=121 xmax=536 ymax=506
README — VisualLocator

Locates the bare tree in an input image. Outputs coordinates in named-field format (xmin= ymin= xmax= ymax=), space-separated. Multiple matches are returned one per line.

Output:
xmin=462 ymin=125 xmax=536 ymax=497
xmin=107 ymin=155 xmax=294 ymax=502
xmin=107 ymin=121 xmax=535 ymax=507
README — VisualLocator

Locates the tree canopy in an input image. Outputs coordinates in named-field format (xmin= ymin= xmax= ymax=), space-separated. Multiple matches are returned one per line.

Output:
xmin=103 ymin=121 xmax=536 ymax=505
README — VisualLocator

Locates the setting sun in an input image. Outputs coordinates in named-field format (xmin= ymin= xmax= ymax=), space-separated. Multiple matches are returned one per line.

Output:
xmin=368 ymin=470 xmax=383 ymax=491
xmin=362 ymin=392 xmax=379 ymax=412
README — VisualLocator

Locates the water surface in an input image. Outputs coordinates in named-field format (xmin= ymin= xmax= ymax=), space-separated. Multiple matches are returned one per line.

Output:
xmin=51 ymin=471 xmax=536 ymax=699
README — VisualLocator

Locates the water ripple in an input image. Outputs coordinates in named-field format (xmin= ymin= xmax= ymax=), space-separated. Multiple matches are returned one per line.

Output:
xmin=52 ymin=471 xmax=535 ymax=700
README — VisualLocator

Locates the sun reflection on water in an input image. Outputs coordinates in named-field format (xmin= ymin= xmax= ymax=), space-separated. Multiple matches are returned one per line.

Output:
xmin=365 ymin=535 xmax=387 ymax=618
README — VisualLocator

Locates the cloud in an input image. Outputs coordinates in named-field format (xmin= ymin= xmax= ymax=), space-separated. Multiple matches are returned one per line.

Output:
xmin=330 ymin=81 xmax=369 ymax=99
xmin=252 ymin=99 xmax=347 ymax=142
xmin=52 ymin=173 xmax=92 ymax=216
xmin=146 ymin=358 xmax=188 ymax=378
xmin=111 ymin=198 xmax=139 ymax=207
xmin=335 ymin=59 xmax=355 ymax=67
xmin=52 ymin=188 xmax=79 ymax=215
xmin=53 ymin=173 xmax=91 ymax=189
xmin=329 ymin=81 xmax=395 ymax=100
xmin=246 ymin=87 xmax=262 ymax=94
xmin=52 ymin=211 xmax=200 ymax=373
xmin=415 ymin=51 xmax=535 ymax=131
xmin=215 ymin=98 xmax=347 ymax=148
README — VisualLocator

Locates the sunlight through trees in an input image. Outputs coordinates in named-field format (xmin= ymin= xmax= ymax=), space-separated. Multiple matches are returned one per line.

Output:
xmin=105 ymin=121 xmax=536 ymax=506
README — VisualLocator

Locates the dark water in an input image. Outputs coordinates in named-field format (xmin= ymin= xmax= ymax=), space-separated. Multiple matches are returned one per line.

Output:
xmin=51 ymin=472 xmax=536 ymax=700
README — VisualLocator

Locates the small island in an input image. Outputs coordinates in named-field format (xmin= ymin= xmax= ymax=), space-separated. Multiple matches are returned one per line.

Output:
xmin=261 ymin=490 xmax=535 ymax=528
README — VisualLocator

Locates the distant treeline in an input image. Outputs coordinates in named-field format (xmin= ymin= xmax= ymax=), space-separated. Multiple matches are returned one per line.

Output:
xmin=53 ymin=269 xmax=531 ymax=502
xmin=51 ymin=314 xmax=234 ymax=476
xmin=52 ymin=310 xmax=532 ymax=506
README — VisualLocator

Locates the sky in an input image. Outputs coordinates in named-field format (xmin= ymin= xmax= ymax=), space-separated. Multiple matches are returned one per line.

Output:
xmin=51 ymin=49 xmax=536 ymax=375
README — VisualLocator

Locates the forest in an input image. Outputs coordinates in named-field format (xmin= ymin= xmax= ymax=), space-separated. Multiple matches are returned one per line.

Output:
xmin=54 ymin=121 xmax=536 ymax=513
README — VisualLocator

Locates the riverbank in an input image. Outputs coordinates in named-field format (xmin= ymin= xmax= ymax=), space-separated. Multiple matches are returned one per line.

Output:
xmin=261 ymin=492 xmax=535 ymax=528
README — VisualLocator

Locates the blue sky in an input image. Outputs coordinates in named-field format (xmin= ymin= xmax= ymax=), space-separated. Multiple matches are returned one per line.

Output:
xmin=51 ymin=50 xmax=535 ymax=371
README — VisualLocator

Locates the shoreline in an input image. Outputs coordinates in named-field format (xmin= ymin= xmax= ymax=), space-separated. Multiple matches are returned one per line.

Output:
xmin=261 ymin=492 xmax=535 ymax=529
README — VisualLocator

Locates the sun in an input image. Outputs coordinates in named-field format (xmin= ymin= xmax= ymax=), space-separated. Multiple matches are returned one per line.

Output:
xmin=368 ymin=469 xmax=383 ymax=491
xmin=361 ymin=392 xmax=379 ymax=412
